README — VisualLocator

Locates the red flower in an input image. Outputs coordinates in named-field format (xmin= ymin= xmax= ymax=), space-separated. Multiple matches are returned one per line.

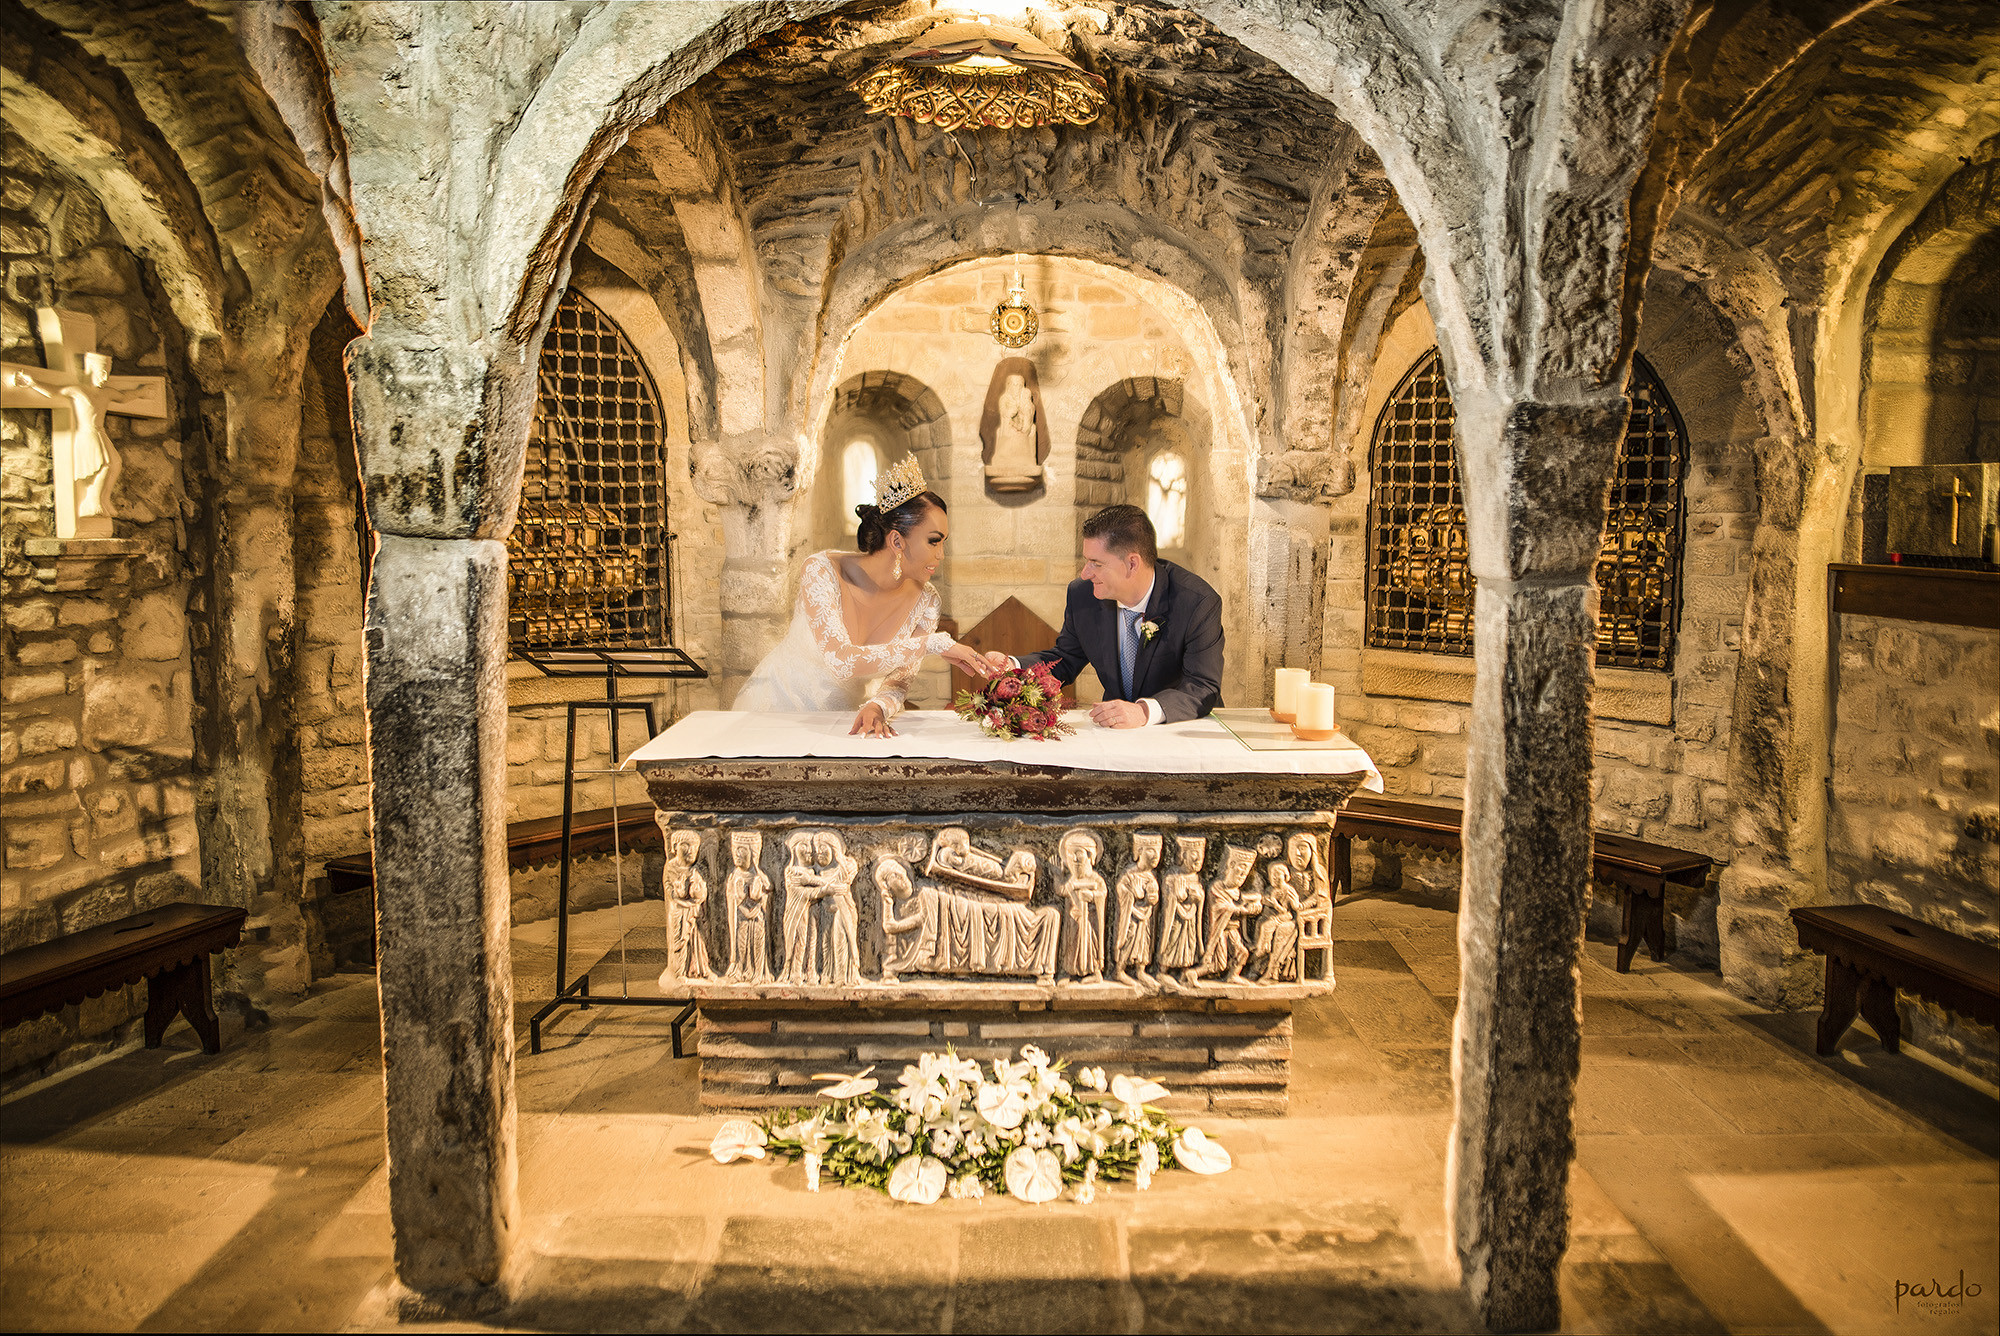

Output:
xmin=991 ymin=676 xmax=1021 ymax=701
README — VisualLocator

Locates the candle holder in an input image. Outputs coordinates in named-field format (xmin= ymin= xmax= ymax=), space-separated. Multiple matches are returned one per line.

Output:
xmin=1270 ymin=709 xmax=1296 ymax=724
xmin=1289 ymin=723 xmax=1338 ymax=742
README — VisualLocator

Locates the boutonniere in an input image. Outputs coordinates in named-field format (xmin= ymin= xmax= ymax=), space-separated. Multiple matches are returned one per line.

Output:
xmin=1139 ymin=620 xmax=1159 ymax=642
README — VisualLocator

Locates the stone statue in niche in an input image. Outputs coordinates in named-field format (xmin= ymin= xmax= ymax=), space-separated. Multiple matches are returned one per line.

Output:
xmin=1057 ymin=829 xmax=1107 ymax=984
xmin=874 ymin=852 xmax=1060 ymax=984
xmin=724 ymin=831 xmax=770 ymax=983
xmin=926 ymin=826 xmax=1037 ymax=900
xmin=816 ymin=830 xmax=862 ymax=987
xmin=1189 ymin=844 xmax=1259 ymax=985
xmin=979 ymin=357 xmax=1049 ymax=493
xmin=1156 ymin=835 xmax=1207 ymax=988
xmin=663 ymin=830 xmax=712 ymax=981
xmin=1112 ymin=832 xmax=1163 ymax=989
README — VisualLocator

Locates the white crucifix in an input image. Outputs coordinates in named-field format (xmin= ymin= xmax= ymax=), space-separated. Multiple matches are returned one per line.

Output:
xmin=0 ymin=309 xmax=168 ymax=539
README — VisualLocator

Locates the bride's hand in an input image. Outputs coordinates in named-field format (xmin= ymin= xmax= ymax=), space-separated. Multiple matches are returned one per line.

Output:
xmin=941 ymin=641 xmax=995 ymax=679
xmin=851 ymin=702 xmax=897 ymax=738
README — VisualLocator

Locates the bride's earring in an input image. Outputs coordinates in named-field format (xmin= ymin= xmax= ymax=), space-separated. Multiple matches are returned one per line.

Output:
xmin=891 ymin=543 xmax=903 ymax=582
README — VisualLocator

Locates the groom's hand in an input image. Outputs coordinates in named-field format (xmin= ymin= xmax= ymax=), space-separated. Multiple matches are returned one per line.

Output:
xmin=982 ymin=651 xmax=1012 ymax=671
xmin=1089 ymin=700 xmax=1149 ymax=729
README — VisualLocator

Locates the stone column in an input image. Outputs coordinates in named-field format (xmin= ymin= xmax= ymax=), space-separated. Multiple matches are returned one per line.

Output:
xmin=346 ymin=329 xmax=532 ymax=1301
xmin=696 ymin=430 xmax=802 ymax=702
xmin=1448 ymin=394 xmax=1627 ymax=1333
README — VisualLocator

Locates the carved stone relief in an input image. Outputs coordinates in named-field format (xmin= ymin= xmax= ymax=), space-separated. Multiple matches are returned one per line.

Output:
xmin=656 ymin=815 xmax=1336 ymax=995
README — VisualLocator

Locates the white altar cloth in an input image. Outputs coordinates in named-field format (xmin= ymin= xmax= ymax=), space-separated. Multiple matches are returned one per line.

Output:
xmin=627 ymin=709 xmax=1384 ymax=792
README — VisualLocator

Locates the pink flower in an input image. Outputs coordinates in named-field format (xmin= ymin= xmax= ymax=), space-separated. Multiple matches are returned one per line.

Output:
xmin=992 ymin=677 xmax=1021 ymax=701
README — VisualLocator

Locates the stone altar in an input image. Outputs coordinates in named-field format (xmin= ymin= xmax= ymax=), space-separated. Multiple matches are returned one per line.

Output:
xmin=634 ymin=714 xmax=1374 ymax=1115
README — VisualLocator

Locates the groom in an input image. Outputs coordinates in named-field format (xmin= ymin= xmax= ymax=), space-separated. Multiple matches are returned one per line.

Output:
xmin=991 ymin=505 xmax=1224 ymax=728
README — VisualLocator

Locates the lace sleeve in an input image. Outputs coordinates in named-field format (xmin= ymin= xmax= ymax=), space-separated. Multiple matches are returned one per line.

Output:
xmin=867 ymin=584 xmax=943 ymax=718
xmin=801 ymin=553 xmax=952 ymax=685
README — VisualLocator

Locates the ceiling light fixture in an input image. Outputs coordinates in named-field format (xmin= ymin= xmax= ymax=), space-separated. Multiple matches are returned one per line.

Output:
xmin=850 ymin=21 xmax=1107 ymax=132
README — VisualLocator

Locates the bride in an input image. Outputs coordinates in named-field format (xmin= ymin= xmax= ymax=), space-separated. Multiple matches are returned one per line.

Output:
xmin=733 ymin=456 xmax=992 ymax=737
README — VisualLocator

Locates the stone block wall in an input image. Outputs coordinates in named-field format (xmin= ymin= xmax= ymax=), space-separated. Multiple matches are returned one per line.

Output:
xmin=1829 ymin=614 xmax=2000 ymax=1082
xmin=1 ymin=139 xmax=204 ymax=1084
xmin=1316 ymin=278 xmax=1760 ymax=963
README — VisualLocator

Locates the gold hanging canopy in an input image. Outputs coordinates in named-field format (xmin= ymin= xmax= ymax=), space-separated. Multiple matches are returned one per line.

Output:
xmin=849 ymin=22 xmax=1108 ymax=132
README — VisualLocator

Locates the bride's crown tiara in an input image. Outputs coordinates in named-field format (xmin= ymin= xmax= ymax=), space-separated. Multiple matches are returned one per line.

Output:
xmin=874 ymin=456 xmax=928 ymax=512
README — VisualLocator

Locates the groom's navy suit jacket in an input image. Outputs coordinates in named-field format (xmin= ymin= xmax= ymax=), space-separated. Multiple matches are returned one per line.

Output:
xmin=1022 ymin=559 xmax=1225 ymax=724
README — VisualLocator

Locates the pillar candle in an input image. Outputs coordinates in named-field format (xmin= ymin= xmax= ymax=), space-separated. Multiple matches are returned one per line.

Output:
xmin=1273 ymin=668 xmax=1310 ymax=719
xmin=1295 ymin=682 xmax=1338 ymax=733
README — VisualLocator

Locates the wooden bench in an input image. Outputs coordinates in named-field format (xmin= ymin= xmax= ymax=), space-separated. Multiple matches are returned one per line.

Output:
xmin=1331 ymin=796 xmax=1714 ymax=972
xmin=324 ymin=806 xmax=665 ymax=897
xmin=1790 ymin=904 xmax=2000 ymax=1055
xmin=0 ymin=902 xmax=247 ymax=1054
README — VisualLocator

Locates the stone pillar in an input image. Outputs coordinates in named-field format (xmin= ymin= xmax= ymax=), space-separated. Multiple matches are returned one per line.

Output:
xmin=1448 ymin=395 xmax=1626 ymax=1333
xmin=346 ymin=330 xmax=532 ymax=1301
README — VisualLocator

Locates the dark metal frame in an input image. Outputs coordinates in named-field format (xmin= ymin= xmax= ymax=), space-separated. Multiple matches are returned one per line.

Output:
xmin=525 ymin=654 xmax=699 ymax=1056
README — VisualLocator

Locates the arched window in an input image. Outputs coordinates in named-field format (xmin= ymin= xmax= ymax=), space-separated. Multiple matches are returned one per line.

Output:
xmin=1147 ymin=451 xmax=1189 ymax=551
xmin=1366 ymin=348 xmax=1687 ymax=670
xmin=509 ymin=292 xmax=676 ymax=653
xmin=843 ymin=439 xmax=882 ymax=519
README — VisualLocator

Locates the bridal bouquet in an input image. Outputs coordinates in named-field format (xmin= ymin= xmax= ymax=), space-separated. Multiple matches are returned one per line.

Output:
xmin=953 ymin=661 xmax=1073 ymax=741
xmin=708 ymin=1045 xmax=1231 ymax=1205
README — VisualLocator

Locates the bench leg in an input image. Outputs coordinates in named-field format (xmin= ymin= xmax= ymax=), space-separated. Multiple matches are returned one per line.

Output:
xmin=1858 ymin=975 xmax=1902 ymax=1053
xmin=1816 ymin=957 xmax=1862 ymax=1055
xmin=1643 ymin=890 xmax=1667 ymax=963
xmin=144 ymin=954 xmax=222 ymax=1055
xmin=1616 ymin=890 xmax=1640 ymax=973
xmin=1332 ymin=833 xmax=1351 ymax=904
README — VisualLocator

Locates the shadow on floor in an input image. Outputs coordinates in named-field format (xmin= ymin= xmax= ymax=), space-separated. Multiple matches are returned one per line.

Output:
xmin=1740 ymin=1011 xmax=2000 ymax=1158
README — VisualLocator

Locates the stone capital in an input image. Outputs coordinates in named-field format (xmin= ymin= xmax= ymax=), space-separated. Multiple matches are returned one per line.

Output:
xmin=346 ymin=330 xmax=535 ymax=539
xmin=691 ymin=431 xmax=801 ymax=508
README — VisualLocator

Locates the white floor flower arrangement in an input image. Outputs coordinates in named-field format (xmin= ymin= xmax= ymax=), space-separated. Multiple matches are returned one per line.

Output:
xmin=708 ymin=1045 xmax=1231 ymax=1205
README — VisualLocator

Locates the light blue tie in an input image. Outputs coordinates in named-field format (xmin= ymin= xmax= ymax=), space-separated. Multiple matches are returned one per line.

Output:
xmin=1118 ymin=607 xmax=1140 ymax=701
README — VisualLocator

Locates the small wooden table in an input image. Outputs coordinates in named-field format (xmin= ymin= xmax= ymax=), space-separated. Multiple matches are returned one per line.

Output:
xmin=1790 ymin=904 xmax=2000 ymax=1055
xmin=0 ymin=902 xmax=247 ymax=1054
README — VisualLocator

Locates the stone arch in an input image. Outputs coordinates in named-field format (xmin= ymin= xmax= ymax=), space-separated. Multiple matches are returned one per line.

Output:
xmin=813 ymin=370 xmax=950 ymax=556
xmin=1862 ymin=144 xmax=2000 ymax=468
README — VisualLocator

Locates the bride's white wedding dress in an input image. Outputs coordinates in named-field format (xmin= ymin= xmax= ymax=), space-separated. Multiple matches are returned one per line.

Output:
xmin=732 ymin=550 xmax=951 ymax=716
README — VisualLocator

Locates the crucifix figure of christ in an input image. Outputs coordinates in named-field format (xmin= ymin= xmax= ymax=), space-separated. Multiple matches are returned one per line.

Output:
xmin=0 ymin=309 xmax=168 ymax=539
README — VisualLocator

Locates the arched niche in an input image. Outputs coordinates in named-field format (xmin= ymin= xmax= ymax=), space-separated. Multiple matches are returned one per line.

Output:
xmin=813 ymin=370 xmax=950 ymax=557
xmin=1075 ymin=376 xmax=1217 ymax=574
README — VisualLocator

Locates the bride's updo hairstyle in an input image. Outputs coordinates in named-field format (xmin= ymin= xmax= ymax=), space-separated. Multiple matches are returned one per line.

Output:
xmin=855 ymin=490 xmax=947 ymax=553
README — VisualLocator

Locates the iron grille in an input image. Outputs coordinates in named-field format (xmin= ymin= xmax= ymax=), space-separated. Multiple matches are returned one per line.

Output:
xmin=508 ymin=293 xmax=674 ymax=655
xmin=1365 ymin=349 xmax=1686 ymax=671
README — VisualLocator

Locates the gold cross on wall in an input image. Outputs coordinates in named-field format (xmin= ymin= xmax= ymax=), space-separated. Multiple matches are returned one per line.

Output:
xmin=1945 ymin=474 xmax=1974 ymax=547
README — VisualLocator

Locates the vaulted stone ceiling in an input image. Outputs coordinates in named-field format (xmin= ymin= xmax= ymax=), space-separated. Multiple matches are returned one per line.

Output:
xmin=1685 ymin=0 xmax=2000 ymax=296
xmin=583 ymin=0 xmax=1382 ymax=442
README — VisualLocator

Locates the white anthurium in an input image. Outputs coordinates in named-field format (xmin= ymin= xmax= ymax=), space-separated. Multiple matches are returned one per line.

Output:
xmin=888 ymin=1154 xmax=949 ymax=1205
xmin=709 ymin=1119 xmax=768 ymax=1164
xmin=1004 ymin=1145 xmax=1065 ymax=1203
xmin=975 ymin=1082 xmax=1029 ymax=1130
xmin=813 ymin=1066 xmax=878 ymax=1099
xmin=1110 ymin=1073 xmax=1169 ymax=1108
xmin=1173 ymin=1126 xmax=1233 ymax=1175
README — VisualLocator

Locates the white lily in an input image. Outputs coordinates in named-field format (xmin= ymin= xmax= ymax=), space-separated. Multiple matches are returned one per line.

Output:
xmin=1018 ymin=1044 xmax=1050 ymax=1069
xmin=1003 ymin=1144 xmax=1065 ymax=1203
xmin=1137 ymin=1138 xmax=1159 ymax=1191
xmin=804 ymin=1151 xmax=822 ymax=1192
xmin=888 ymin=1154 xmax=948 ymax=1205
xmin=709 ymin=1118 xmax=769 ymax=1164
xmin=812 ymin=1065 xmax=879 ymax=1099
xmin=1173 ymin=1126 xmax=1233 ymax=1175
xmin=1079 ymin=1065 xmax=1108 ymax=1092
xmin=851 ymin=1108 xmax=896 ymax=1160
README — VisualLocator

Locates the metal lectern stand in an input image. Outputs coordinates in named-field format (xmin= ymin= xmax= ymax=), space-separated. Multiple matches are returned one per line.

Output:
xmin=520 ymin=648 xmax=705 ymax=1055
